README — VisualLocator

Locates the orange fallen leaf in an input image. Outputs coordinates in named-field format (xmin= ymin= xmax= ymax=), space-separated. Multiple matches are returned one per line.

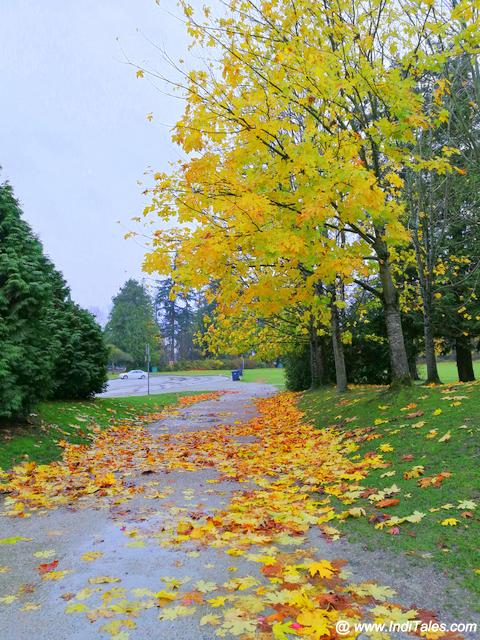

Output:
xmin=377 ymin=498 xmax=400 ymax=508
xmin=37 ymin=560 xmax=58 ymax=576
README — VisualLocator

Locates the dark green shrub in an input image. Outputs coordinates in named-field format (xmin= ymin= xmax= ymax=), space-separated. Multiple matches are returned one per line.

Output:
xmin=283 ymin=345 xmax=311 ymax=391
xmin=50 ymin=303 xmax=108 ymax=399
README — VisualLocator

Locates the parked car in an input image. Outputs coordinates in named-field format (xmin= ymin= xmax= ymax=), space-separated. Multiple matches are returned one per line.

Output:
xmin=119 ymin=369 xmax=147 ymax=380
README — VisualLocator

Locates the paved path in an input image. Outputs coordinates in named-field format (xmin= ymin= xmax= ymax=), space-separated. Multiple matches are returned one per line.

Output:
xmin=1 ymin=386 xmax=479 ymax=640
xmin=99 ymin=374 xmax=260 ymax=398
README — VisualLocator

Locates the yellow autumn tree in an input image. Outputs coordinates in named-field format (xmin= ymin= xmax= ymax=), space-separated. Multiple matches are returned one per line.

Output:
xmin=140 ymin=0 xmax=474 ymax=387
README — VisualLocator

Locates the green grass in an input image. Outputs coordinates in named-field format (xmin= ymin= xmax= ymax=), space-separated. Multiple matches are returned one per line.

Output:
xmin=241 ymin=368 xmax=285 ymax=387
xmin=0 ymin=392 xmax=196 ymax=471
xmin=154 ymin=367 xmax=286 ymax=387
xmin=157 ymin=369 xmax=232 ymax=377
xmin=300 ymin=382 xmax=480 ymax=598
xmin=418 ymin=360 xmax=480 ymax=383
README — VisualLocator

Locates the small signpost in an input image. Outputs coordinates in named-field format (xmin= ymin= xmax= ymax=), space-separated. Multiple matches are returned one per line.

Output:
xmin=145 ymin=343 xmax=150 ymax=395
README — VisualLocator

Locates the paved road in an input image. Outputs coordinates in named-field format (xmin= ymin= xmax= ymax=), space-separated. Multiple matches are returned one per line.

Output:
xmin=98 ymin=374 xmax=259 ymax=398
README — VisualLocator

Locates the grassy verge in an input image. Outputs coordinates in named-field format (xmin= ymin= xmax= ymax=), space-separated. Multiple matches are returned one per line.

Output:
xmin=241 ymin=368 xmax=285 ymax=387
xmin=300 ymin=382 xmax=480 ymax=597
xmin=418 ymin=360 xmax=480 ymax=383
xmin=0 ymin=392 xmax=197 ymax=471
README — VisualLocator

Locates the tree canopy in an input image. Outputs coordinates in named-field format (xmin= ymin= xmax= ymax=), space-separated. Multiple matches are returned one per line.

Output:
xmin=137 ymin=0 xmax=480 ymax=389
xmin=105 ymin=279 xmax=161 ymax=369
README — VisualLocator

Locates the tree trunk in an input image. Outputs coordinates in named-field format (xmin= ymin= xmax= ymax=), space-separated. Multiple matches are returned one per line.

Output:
xmin=170 ymin=306 xmax=176 ymax=363
xmin=455 ymin=336 xmax=475 ymax=382
xmin=330 ymin=293 xmax=348 ymax=393
xmin=408 ymin=354 xmax=420 ymax=381
xmin=423 ymin=305 xmax=441 ymax=383
xmin=377 ymin=252 xmax=412 ymax=386
xmin=414 ymin=239 xmax=441 ymax=384
xmin=309 ymin=333 xmax=325 ymax=389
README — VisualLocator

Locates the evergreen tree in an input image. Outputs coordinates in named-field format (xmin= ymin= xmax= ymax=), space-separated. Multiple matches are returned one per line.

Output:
xmin=406 ymin=52 xmax=480 ymax=382
xmin=154 ymin=279 xmax=199 ymax=362
xmin=0 ymin=183 xmax=57 ymax=417
xmin=154 ymin=278 xmax=179 ymax=362
xmin=50 ymin=301 xmax=108 ymax=399
xmin=0 ymin=183 xmax=109 ymax=416
xmin=105 ymin=279 xmax=160 ymax=368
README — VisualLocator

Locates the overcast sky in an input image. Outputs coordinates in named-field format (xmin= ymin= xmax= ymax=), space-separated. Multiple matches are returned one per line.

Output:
xmin=0 ymin=1 xmax=199 ymax=323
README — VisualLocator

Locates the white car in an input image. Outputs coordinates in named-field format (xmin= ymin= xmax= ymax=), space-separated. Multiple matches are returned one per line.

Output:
xmin=119 ymin=369 xmax=147 ymax=380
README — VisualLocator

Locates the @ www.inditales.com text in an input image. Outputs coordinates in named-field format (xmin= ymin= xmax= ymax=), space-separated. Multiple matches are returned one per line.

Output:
xmin=335 ymin=619 xmax=477 ymax=636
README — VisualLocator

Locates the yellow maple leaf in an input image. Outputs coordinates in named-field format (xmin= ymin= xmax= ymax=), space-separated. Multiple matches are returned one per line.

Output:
xmin=81 ymin=551 xmax=103 ymax=562
xmin=379 ymin=443 xmax=394 ymax=452
xmin=194 ymin=580 xmax=217 ymax=593
xmin=34 ymin=549 xmax=56 ymax=559
xmin=65 ymin=603 xmax=88 ymax=613
xmin=208 ymin=596 xmax=228 ymax=607
xmin=404 ymin=465 xmax=425 ymax=480
xmin=0 ymin=536 xmax=32 ymax=545
xmin=89 ymin=576 xmax=121 ymax=584
xmin=222 ymin=609 xmax=257 ymax=635
xmin=200 ymin=613 xmax=221 ymax=626
xmin=411 ymin=421 xmax=425 ymax=429
xmin=100 ymin=619 xmax=136 ymax=635
xmin=155 ymin=590 xmax=177 ymax=606
xmin=95 ymin=472 xmax=116 ymax=487
xmin=348 ymin=582 xmax=396 ymax=601
xmin=307 ymin=560 xmax=335 ymax=579
xmin=42 ymin=570 xmax=73 ymax=581
xmin=296 ymin=609 xmax=334 ymax=639
xmin=385 ymin=172 xmax=404 ymax=189
xmin=373 ymin=605 xmax=418 ymax=624
xmin=158 ymin=605 xmax=196 ymax=620
xmin=20 ymin=602 xmax=40 ymax=611
xmin=345 ymin=507 xmax=366 ymax=518
xmin=125 ymin=540 xmax=145 ymax=548
xmin=441 ymin=518 xmax=459 ymax=526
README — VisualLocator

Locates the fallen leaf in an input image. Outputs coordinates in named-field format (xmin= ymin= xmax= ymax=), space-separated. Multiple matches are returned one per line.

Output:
xmin=377 ymin=498 xmax=400 ymax=508
xmin=0 ymin=536 xmax=32 ymax=545
xmin=37 ymin=560 xmax=59 ymax=576
xmin=89 ymin=576 xmax=121 ymax=584
xmin=81 ymin=551 xmax=103 ymax=562
xmin=440 ymin=518 xmax=459 ymax=526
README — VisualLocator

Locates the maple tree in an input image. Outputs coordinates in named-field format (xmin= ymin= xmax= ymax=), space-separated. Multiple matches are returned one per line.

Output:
xmin=136 ymin=0 xmax=480 ymax=389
